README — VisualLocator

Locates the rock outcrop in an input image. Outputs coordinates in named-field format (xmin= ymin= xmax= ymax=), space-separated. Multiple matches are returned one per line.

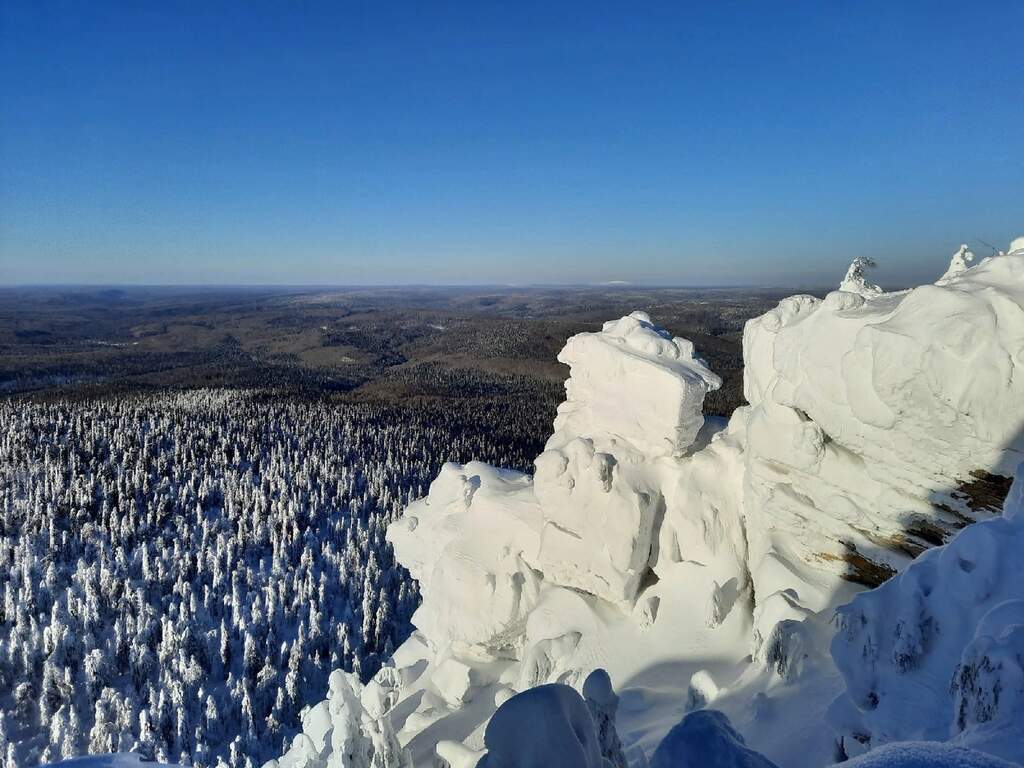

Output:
xmin=267 ymin=237 xmax=1024 ymax=768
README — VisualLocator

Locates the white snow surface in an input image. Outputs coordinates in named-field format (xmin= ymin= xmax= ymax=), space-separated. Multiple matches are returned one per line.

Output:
xmin=268 ymin=238 xmax=1024 ymax=768
xmin=550 ymin=311 xmax=721 ymax=457
xmin=829 ymin=475 xmax=1024 ymax=764
xmin=840 ymin=742 xmax=1018 ymax=768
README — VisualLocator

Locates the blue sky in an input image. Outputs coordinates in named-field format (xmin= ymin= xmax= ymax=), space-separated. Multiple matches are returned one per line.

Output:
xmin=1 ymin=1 xmax=1021 ymax=287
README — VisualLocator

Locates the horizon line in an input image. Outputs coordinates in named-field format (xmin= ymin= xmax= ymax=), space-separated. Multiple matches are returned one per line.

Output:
xmin=0 ymin=281 xmax=843 ymax=292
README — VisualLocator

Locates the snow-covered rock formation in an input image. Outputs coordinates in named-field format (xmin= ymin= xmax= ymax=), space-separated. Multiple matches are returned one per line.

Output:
xmin=267 ymin=236 xmax=1024 ymax=768
xmin=829 ymin=474 xmax=1024 ymax=764
xmin=738 ymin=245 xmax=1024 ymax=657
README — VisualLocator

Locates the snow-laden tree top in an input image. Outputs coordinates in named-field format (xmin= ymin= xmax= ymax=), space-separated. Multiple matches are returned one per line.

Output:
xmin=838 ymin=256 xmax=882 ymax=296
xmin=937 ymin=243 xmax=975 ymax=284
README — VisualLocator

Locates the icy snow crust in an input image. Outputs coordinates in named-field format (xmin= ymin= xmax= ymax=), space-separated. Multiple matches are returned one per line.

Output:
xmin=268 ymin=242 xmax=1024 ymax=768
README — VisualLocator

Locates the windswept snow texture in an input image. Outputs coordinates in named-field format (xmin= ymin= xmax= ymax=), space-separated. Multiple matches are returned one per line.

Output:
xmin=551 ymin=311 xmax=721 ymax=457
xmin=269 ymin=238 xmax=1024 ymax=768
xmin=840 ymin=742 xmax=1018 ymax=768
xmin=829 ymin=475 xmax=1024 ymax=765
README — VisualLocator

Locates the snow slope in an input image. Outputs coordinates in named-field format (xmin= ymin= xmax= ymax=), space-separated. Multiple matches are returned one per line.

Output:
xmin=265 ymin=238 xmax=1024 ymax=768
xmin=829 ymin=475 xmax=1024 ymax=764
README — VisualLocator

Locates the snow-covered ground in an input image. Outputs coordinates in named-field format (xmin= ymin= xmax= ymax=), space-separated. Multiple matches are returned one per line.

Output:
xmin=258 ymin=237 xmax=1024 ymax=767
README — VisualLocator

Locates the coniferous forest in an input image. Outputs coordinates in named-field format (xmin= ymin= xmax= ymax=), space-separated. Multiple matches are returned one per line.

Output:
xmin=0 ymin=389 xmax=553 ymax=767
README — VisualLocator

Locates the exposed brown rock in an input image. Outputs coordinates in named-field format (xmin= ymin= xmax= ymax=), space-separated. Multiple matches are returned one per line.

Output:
xmin=952 ymin=470 xmax=1013 ymax=516
xmin=817 ymin=545 xmax=897 ymax=589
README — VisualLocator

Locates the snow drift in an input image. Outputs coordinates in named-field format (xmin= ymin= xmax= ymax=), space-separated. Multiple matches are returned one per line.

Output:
xmin=266 ymin=237 xmax=1024 ymax=768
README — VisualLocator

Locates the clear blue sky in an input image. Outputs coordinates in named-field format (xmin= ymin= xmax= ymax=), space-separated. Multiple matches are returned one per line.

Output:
xmin=1 ymin=1 xmax=1021 ymax=287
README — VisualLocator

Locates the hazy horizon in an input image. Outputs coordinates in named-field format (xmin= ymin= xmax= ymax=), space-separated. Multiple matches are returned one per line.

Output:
xmin=0 ymin=279 xmax=887 ymax=292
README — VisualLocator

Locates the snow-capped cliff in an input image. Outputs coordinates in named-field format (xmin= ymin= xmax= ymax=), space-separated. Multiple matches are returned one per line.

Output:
xmin=267 ymin=237 xmax=1024 ymax=768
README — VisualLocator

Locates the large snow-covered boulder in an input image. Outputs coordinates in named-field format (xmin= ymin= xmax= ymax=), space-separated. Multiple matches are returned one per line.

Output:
xmin=533 ymin=435 xmax=664 ymax=604
xmin=532 ymin=311 xmax=720 ymax=604
xmin=389 ymin=312 xmax=725 ymax=636
xmin=549 ymin=311 xmax=721 ymax=457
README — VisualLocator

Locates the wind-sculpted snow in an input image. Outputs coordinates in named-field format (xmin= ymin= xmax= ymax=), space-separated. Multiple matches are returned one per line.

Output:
xmin=268 ymin=237 xmax=1024 ymax=768
xmin=840 ymin=742 xmax=1019 ymax=768
xmin=740 ymin=247 xmax=1024 ymax=650
xmin=534 ymin=311 xmax=721 ymax=603
xmin=550 ymin=311 xmax=721 ymax=457
xmin=387 ymin=462 xmax=542 ymax=652
xmin=828 ymin=475 xmax=1024 ymax=764
xmin=386 ymin=310 xmax=724 ymax=643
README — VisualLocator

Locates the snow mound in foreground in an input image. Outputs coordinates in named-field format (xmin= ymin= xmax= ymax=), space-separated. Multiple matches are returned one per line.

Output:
xmin=476 ymin=684 xmax=604 ymax=768
xmin=476 ymin=681 xmax=779 ymax=768
xmin=269 ymin=237 xmax=1024 ymax=768
xmin=650 ymin=710 xmax=780 ymax=768
xmin=840 ymin=742 xmax=1018 ymax=768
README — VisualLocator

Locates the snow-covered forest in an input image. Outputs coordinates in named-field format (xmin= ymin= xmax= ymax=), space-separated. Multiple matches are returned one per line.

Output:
xmin=0 ymin=390 xmax=549 ymax=768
